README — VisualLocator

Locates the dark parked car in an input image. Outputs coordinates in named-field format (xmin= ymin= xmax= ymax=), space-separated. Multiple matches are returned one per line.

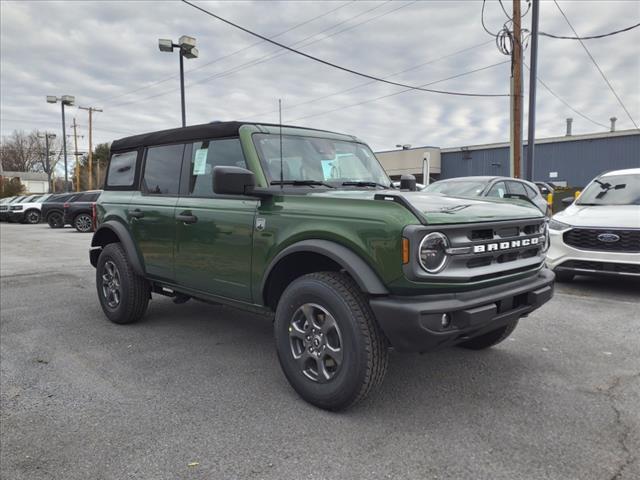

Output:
xmin=423 ymin=176 xmax=550 ymax=215
xmin=42 ymin=192 xmax=81 ymax=228
xmin=63 ymin=191 xmax=102 ymax=232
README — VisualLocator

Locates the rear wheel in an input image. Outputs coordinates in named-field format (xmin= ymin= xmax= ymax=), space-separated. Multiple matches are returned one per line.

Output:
xmin=96 ymin=243 xmax=150 ymax=324
xmin=24 ymin=210 xmax=41 ymax=224
xmin=74 ymin=213 xmax=93 ymax=232
xmin=274 ymin=272 xmax=388 ymax=411
xmin=47 ymin=212 xmax=64 ymax=228
xmin=458 ymin=320 xmax=519 ymax=350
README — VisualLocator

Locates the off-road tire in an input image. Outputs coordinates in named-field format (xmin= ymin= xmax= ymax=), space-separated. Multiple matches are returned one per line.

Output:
xmin=554 ymin=271 xmax=574 ymax=282
xmin=47 ymin=212 xmax=64 ymax=228
xmin=274 ymin=271 xmax=388 ymax=411
xmin=96 ymin=243 xmax=150 ymax=324
xmin=74 ymin=213 xmax=93 ymax=232
xmin=458 ymin=320 xmax=519 ymax=350
xmin=24 ymin=209 xmax=41 ymax=224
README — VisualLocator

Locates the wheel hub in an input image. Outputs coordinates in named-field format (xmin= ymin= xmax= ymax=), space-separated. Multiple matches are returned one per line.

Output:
xmin=101 ymin=260 xmax=121 ymax=308
xmin=288 ymin=303 xmax=343 ymax=383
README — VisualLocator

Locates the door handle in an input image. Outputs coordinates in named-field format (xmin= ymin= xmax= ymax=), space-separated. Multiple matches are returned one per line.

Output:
xmin=129 ymin=209 xmax=144 ymax=219
xmin=176 ymin=211 xmax=198 ymax=224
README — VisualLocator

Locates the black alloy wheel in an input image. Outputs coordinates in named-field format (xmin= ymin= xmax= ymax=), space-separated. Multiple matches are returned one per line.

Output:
xmin=47 ymin=212 xmax=64 ymax=228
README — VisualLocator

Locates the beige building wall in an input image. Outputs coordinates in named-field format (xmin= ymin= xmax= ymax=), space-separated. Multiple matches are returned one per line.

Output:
xmin=375 ymin=147 xmax=441 ymax=182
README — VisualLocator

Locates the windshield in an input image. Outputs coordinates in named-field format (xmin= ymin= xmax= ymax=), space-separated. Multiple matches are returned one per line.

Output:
xmin=253 ymin=134 xmax=391 ymax=188
xmin=423 ymin=180 xmax=487 ymax=197
xmin=577 ymin=173 xmax=640 ymax=205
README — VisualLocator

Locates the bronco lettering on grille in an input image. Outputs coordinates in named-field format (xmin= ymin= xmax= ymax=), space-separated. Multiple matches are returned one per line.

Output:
xmin=473 ymin=237 xmax=540 ymax=254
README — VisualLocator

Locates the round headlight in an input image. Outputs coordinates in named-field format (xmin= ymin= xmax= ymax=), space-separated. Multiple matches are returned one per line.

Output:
xmin=419 ymin=232 xmax=449 ymax=273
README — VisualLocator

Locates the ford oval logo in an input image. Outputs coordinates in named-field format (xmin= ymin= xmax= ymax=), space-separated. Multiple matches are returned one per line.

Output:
xmin=597 ymin=233 xmax=620 ymax=243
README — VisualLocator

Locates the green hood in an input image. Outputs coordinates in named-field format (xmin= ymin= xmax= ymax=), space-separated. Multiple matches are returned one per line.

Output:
xmin=313 ymin=189 xmax=543 ymax=225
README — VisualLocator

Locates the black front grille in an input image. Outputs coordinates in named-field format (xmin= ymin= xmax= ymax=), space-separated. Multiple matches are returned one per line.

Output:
xmin=560 ymin=260 xmax=640 ymax=275
xmin=563 ymin=228 xmax=640 ymax=253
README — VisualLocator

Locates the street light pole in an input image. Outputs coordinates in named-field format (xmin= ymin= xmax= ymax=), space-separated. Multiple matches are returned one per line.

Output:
xmin=159 ymin=36 xmax=198 ymax=128
xmin=61 ymin=102 xmax=69 ymax=190
xmin=179 ymin=52 xmax=186 ymax=128
xmin=47 ymin=95 xmax=75 ymax=192
xmin=526 ymin=0 xmax=540 ymax=181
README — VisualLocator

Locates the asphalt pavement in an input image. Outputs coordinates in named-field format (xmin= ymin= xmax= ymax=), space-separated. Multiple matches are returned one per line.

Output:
xmin=1 ymin=223 xmax=639 ymax=480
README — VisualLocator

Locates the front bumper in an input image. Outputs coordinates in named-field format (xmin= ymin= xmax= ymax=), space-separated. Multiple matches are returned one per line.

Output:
xmin=546 ymin=229 xmax=640 ymax=277
xmin=370 ymin=268 xmax=554 ymax=353
xmin=8 ymin=212 xmax=25 ymax=222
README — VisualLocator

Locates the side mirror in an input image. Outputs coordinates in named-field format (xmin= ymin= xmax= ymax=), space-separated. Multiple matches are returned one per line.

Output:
xmin=213 ymin=166 xmax=256 ymax=196
xmin=400 ymin=174 xmax=417 ymax=191
xmin=561 ymin=196 xmax=574 ymax=206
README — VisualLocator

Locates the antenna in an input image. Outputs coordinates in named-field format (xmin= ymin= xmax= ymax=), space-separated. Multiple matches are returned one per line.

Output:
xmin=279 ymin=99 xmax=283 ymax=189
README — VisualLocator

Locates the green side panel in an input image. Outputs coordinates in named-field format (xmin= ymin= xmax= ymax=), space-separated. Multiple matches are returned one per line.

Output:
xmin=174 ymin=197 xmax=258 ymax=302
xmin=127 ymin=191 xmax=178 ymax=281
xmin=250 ymin=193 xmax=418 ymax=303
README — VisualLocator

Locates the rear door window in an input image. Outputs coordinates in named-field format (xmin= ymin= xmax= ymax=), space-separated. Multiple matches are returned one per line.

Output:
xmin=106 ymin=151 xmax=137 ymax=187
xmin=507 ymin=181 xmax=528 ymax=197
xmin=486 ymin=181 xmax=507 ymax=198
xmin=187 ymin=138 xmax=246 ymax=196
xmin=524 ymin=184 xmax=539 ymax=199
xmin=143 ymin=144 xmax=185 ymax=195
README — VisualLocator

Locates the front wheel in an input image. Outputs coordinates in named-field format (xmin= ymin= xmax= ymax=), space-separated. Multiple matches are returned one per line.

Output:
xmin=74 ymin=213 xmax=93 ymax=232
xmin=274 ymin=272 xmax=388 ymax=411
xmin=458 ymin=320 xmax=519 ymax=350
xmin=47 ymin=212 xmax=64 ymax=228
xmin=24 ymin=210 xmax=41 ymax=224
xmin=96 ymin=243 xmax=150 ymax=324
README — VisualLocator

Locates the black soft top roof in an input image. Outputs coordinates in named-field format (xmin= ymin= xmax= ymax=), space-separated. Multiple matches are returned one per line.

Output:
xmin=110 ymin=121 xmax=343 ymax=152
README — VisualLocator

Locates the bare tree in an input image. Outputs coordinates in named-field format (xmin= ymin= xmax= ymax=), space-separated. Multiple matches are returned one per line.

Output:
xmin=0 ymin=130 xmax=42 ymax=172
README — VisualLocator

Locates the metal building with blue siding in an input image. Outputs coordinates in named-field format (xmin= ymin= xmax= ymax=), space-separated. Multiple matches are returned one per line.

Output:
xmin=440 ymin=129 xmax=640 ymax=187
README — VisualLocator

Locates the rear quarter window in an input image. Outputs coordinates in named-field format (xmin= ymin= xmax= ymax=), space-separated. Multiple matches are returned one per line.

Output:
xmin=106 ymin=151 xmax=138 ymax=188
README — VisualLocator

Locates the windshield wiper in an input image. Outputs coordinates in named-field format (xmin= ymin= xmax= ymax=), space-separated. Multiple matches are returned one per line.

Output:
xmin=594 ymin=179 xmax=626 ymax=199
xmin=271 ymin=180 xmax=335 ymax=188
xmin=341 ymin=181 xmax=390 ymax=189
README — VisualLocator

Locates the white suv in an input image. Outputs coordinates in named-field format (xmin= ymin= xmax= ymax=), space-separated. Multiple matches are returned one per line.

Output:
xmin=7 ymin=194 xmax=52 ymax=224
xmin=546 ymin=168 xmax=640 ymax=281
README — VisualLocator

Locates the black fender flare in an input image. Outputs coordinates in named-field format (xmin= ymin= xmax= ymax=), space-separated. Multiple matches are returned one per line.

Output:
xmin=90 ymin=220 xmax=145 ymax=276
xmin=261 ymin=239 xmax=389 ymax=299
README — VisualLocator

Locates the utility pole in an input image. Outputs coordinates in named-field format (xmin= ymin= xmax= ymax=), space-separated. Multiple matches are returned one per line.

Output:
xmin=70 ymin=118 xmax=83 ymax=192
xmin=38 ymin=132 xmax=56 ymax=192
xmin=79 ymin=106 xmax=103 ymax=189
xmin=510 ymin=0 xmax=523 ymax=178
xmin=526 ymin=0 xmax=540 ymax=181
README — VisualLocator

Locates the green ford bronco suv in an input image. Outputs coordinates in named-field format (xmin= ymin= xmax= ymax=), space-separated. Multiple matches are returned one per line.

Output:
xmin=90 ymin=121 xmax=554 ymax=410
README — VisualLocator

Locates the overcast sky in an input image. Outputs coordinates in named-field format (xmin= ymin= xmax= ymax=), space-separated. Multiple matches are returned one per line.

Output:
xmin=1 ymin=0 xmax=639 ymax=155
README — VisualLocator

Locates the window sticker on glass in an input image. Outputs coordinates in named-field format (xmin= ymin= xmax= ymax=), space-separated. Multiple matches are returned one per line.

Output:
xmin=193 ymin=148 xmax=208 ymax=175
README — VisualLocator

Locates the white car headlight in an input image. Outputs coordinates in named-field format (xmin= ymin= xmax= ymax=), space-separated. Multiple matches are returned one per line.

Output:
xmin=548 ymin=218 xmax=571 ymax=231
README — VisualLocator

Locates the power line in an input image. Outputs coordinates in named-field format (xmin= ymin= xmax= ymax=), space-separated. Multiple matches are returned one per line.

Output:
xmin=540 ymin=21 xmax=640 ymax=40
xmin=245 ymin=40 xmax=495 ymax=119
xmin=552 ymin=0 xmax=638 ymax=129
xmin=523 ymin=65 xmax=608 ymax=129
xmin=109 ymin=1 xmax=399 ymax=108
xmin=180 ymin=0 xmax=508 ymax=97
xmin=291 ymin=61 xmax=510 ymax=122
xmin=97 ymin=1 xmax=356 ymax=103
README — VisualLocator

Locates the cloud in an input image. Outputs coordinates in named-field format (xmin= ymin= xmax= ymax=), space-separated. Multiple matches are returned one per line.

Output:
xmin=1 ymin=0 xmax=638 ymax=155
